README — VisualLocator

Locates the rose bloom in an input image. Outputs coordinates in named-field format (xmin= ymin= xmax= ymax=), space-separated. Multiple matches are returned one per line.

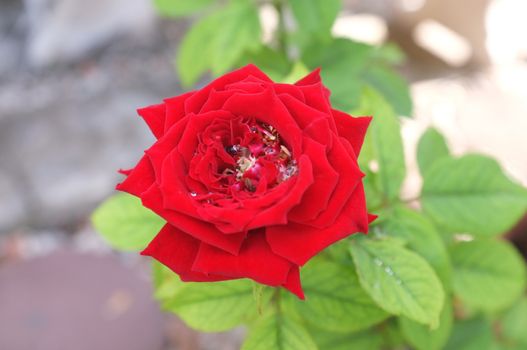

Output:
xmin=117 ymin=65 xmax=373 ymax=299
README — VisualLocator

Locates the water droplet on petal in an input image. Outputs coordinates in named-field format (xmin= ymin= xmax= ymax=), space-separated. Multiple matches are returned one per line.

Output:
xmin=189 ymin=191 xmax=197 ymax=197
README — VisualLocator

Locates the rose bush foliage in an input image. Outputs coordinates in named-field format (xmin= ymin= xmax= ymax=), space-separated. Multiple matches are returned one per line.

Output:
xmin=92 ymin=0 xmax=527 ymax=349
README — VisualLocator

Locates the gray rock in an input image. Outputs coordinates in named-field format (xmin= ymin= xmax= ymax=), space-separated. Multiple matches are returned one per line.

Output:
xmin=24 ymin=0 xmax=157 ymax=67
xmin=0 ymin=173 xmax=26 ymax=232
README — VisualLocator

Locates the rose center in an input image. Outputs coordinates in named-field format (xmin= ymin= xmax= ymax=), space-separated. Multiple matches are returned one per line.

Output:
xmin=222 ymin=121 xmax=297 ymax=193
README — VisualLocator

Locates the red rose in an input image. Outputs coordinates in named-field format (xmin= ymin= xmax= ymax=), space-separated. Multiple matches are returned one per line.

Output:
xmin=117 ymin=65 xmax=372 ymax=299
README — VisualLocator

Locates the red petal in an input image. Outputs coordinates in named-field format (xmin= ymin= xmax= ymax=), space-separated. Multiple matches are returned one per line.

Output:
xmin=282 ymin=266 xmax=304 ymax=300
xmin=222 ymin=87 xmax=304 ymax=157
xmin=141 ymin=184 xmax=246 ymax=255
xmin=288 ymin=138 xmax=338 ymax=222
xmin=137 ymin=103 xmax=166 ymax=139
xmin=116 ymin=155 xmax=156 ymax=196
xmin=145 ymin=116 xmax=190 ymax=180
xmin=184 ymin=64 xmax=272 ymax=114
xmin=333 ymin=109 xmax=371 ymax=155
xmin=191 ymin=230 xmax=293 ymax=286
xmin=246 ymin=155 xmax=314 ymax=230
xmin=142 ymin=224 xmax=229 ymax=282
xmin=295 ymin=68 xmax=321 ymax=86
xmin=267 ymin=184 xmax=369 ymax=266
xmin=163 ymin=91 xmax=194 ymax=133
xmin=304 ymin=137 xmax=363 ymax=228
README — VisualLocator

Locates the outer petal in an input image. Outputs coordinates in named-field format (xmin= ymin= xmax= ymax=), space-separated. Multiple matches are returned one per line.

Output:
xmin=142 ymin=224 xmax=229 ymax=282
xmin=282 ymin=266 xmax=304 ymax=300
xmin=288 ymin=138 xmax=339 ymax=222
xmin=266 ymin=184 xmax=369 ymax=266
xmin=302 ymin=137 xmax=363 ymax=228
xmin=163 ymin=91 xmax=194 ymax=132
xmin=146 ymin=115 xmax=190 ymax=181
xmin=332 ymin=109 xmax=371 ymax=155
xmin=294 ymin=68 xmax=321 ymax=86
xmin=116 ymin=155 xmax=156 ymax=196
xmin=191 ymin=230 xmax=293 ymax=287
xmin=137 ymin=103 xmax=166 ymax=139
xmin=141 ymin=184 xmax=246 ymax=255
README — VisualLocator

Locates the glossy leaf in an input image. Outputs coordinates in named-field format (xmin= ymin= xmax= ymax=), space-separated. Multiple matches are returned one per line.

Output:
xmin=350 ymin=237 xmax=445 ymax=327
xmin=286 ymin=259 xmax=389 ymax=333
xmin=383 ymin=206 xmax=452 ymax=288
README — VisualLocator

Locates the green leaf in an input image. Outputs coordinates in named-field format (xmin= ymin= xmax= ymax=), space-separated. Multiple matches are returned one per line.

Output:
xmin=350 ymin=237 xmax=445 ymax=327
xmin=176 ymin=2 xmax=262 ymax=86
xmin=301 ymin=38 xmax=411 ymax=115
xmin=163 ymin=278 xmax=270 ymax=332
xmin=176 ymin=11 xmax=222 ymax=87
xmin=286 ymin=259 xmax=389 ymax=333
xmin=501 ymin=297 xmax=527 ymax=347
xmin=310 ymin=328 xmax=383 ymax=350
xmin=282 ymin=61 xmax=310 ymax=84
xmin=383 ymin=206 xmax=452 ymax=288
xmin=450 ymin=239 xmax=526 ymax=312
xmin=289 ymin=0 xmax=341 ymax=47
xmin=399 ymin=297 xmax=454 ymax=350
xmin=355 ymin=88 xmax=406 ymax=202
xmin=302 ymin=39 xmax=372 ymax=112
xmin=154 ymin=0 xmax=214 ymax=17
xmin=417 ymin=127 xmax=450 ymax=176
xmin=242 ymin=312 xmax=318 ymax=350
xmin=210 ymin=2 xmax=262 ymax=75
xmin=421 ymin=155 xmax=527 ymax=236
xmin=374 ymin=43 xmax=406 ymax=65
xmin=240 ymin=46 xmax=292 ymax=81
xmin=361 ymin=64 xmax=413 ymax=117
xmin=444 ymin=317 xmax=497 ymax=350
xmin=380 ymin=318 xmax=407 ymax=349
xmin=152 ymin=261 xmax=185 ymax=307
xmin=91 ymin=193 xmax=163 ymax=251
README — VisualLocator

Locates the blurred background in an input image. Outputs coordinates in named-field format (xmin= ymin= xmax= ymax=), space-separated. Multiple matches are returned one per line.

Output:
xmin=0 ymin=0 xmax=526 ymax=349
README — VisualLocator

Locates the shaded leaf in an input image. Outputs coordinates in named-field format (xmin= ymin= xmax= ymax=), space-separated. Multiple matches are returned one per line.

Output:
xmin=450 ymin=239 xmax=526 ymax=312
xmin=399 ymin=297 xmax=453 ymax=350
xmin=422 ymin=155 xmax=527 ymax=236
xmin=417 ymin=127 xmax=450 ymax=176
xmin=242 ymin=312 xmax=318 ymax=350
